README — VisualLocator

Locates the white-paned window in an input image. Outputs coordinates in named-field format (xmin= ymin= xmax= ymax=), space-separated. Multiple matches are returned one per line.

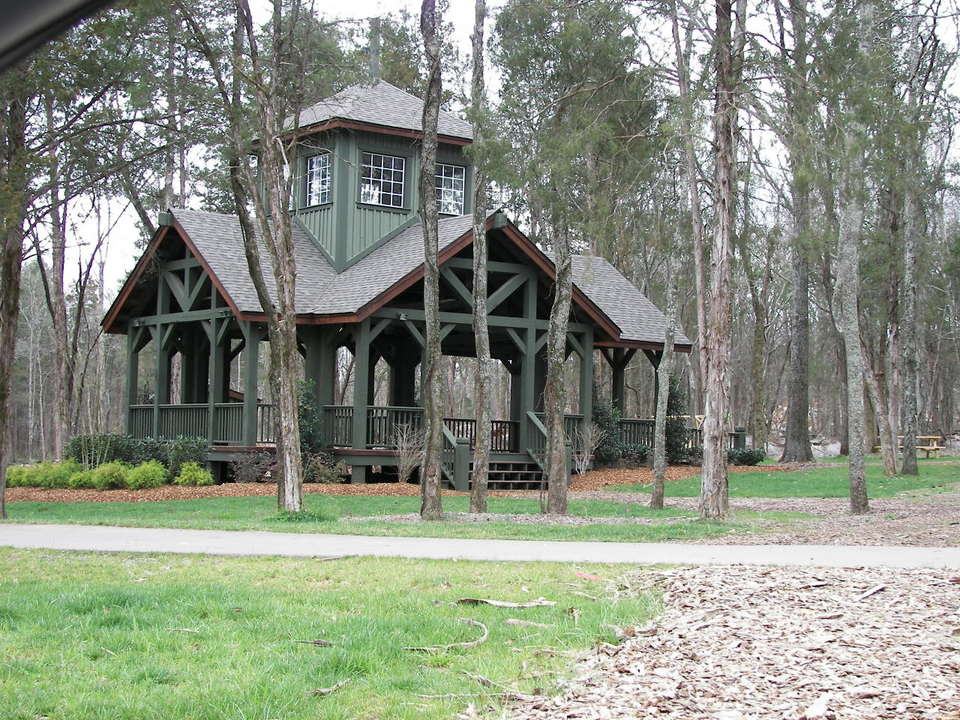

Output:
xmin=305 ymin=152 xmax=332 ymax=206
xmin=436 ymin=163 xmax=466 ymax=215
xmin=360 ymin=152 xmax=405 ymax=208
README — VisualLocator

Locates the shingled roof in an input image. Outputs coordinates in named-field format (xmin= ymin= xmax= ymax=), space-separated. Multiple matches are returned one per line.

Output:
xmin=290 ymin=80 xmax=474 ymax=141
xmin=109 ymin=208 xmax=689 ymax=350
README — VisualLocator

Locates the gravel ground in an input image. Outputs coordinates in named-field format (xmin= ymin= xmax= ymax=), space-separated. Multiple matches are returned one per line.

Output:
xmin=499 ymin=565 xmax=960 ymax=720
xmin=345 ymin=511 xmax=696 ymax=526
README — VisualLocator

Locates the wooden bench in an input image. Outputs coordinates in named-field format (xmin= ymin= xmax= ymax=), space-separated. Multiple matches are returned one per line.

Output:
xmin=896 ymin=435 xmax=944 ymax=459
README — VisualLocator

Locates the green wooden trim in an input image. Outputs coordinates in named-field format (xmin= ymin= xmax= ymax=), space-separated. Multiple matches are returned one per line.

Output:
xmin=580 ymin=328 xmax=594 ymax=425
xmin=566 ymin=331 xmax=584 ymax=359
xmin=535 ymin=330 xmax=548 ymax=354
xmin=402 ymin=318 xmax=424 ymax=347
xmin=373 ymin=307 xmax=588 ymax=333
xmin=505 ymin=327 xmax=525 ymax=355
xmin=445 ymin=257 xmax=535 ymax=276
xmin=130 ymin=308 xmax=231 ymax=327
xmin=369 ymin=317 xmax=392 ymax=343
xmin=241 ymin=322 xmax=261 ymax=446
xmin=486 ymin=273 xmax=527 ymax=314
xmin=440 ymin=266 xmax=474 ymax=309
xmin=439 ymin=323 xmax=456 ymax=342
xmin=351 ymin=319 xmax=371 ymax=452
xmin=159 ymin=257 xmax=202 ymax=272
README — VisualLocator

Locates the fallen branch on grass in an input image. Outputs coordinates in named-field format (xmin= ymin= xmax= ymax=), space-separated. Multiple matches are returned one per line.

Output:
xmin=404 ymin=619 xmax=488 ymax=652
xmin=457 ymin=597 xmax=555 ymax=608
xmin=297 ymin=639 xmax=334 ymax=646
xmin=310 ymin=679 xmax=349 ymax=696
xmin=505 ymin=618 xmax=550 ymax=628
xmin=416 ymin=691 xmax=537 ymax=701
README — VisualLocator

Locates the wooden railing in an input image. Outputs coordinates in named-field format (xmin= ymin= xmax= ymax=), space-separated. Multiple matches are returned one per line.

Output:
xmin=322 ymin=405 xmax=354 ymax=447
xmin=129 ymin=402 xmax=275 ymax=445
xmin=491 ymin=420 xmax=519 ymax=453
xmin=619 ymin=418 xmax=655 ymax=447
xmin=367 ymin=406 xmax=424 ymax=448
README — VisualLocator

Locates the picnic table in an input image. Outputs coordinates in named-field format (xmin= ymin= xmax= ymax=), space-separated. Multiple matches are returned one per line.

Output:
xmin=897 ymin=434 xmax=945 ymax=458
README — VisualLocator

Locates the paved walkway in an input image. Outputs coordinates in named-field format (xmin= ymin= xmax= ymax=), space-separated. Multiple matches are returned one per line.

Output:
xmin=2 ymin=523 xmax=959 ymax=568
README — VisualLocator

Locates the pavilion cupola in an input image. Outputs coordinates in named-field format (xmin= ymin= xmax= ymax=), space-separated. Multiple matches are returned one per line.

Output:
xmin=284 ymin=80 xmax=475 ymax=272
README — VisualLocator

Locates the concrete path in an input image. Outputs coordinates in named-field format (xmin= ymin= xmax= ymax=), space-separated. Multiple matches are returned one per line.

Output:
xmin=2 ymin=523 xmax=959 ymax=568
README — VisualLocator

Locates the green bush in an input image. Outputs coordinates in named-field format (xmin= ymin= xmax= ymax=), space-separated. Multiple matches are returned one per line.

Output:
xmin=591 ymin=400 xmax=623 ymax=467
xmin=665 ymin=377 xmax=690 ymax=465
xmin=65 ymin=433 xmax=137 ymax=466
xmin=173 ymin=461 xmax=214 ymax=486
xmin=299 ymin=380 xmax=325 ymax=453
xmin=67 ymin=470 xmax=98 ymax=489
xmin=90 ymin=462 xmax=131 ymax=490
xmin=303 ymin=451 xmax=346 ymax=484
xmin=231 ymin=452 xmax=275 ymax=483
xmin=620 ymin=443 xmax=649 ymax=466
xmin=127 ymin=461 xmax=168 ymax=489
xmin=727 ymin=447 xmax=765 ymax=466
xmin=166 ymin=437 xmax=208 ymax=478
xmin=5 ymin=465 xmax=31 ymax=487
xmin=33 ymin=461 xmax=83 ymax=488
xmin=131 ymin=437 xmax=166 ymax=466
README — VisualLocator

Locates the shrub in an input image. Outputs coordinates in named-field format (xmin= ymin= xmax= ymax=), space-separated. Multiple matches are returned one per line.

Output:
xmin=131 ymin=437 xmax=167 ymax=466
xmin=166 ymin=437 xmax=207 ymax=478
xmin=727 ymin=447 xmax=765 ymax=466
xmin=299 ymin=380 xmax=325 ymax=453
xmin=127 ymin=461 xmax=168 ymax=489
xmin=66 ymin=433 xmax=137 ymax=466
xmin=620 ymin=443 xmax=649 ymax=467
xmin=303 ymin=451 xmax=345 ymax=484
xmin=173 ymin=461 xmax=214 ymax=486
xmin=5 ymin=465 xmax=32 ymax=487
xmin=67 ymin=470 xmax=98 ymax=489
xmin=90 ymin=462 xmax=131 ymax=490
xmin=665 ymin=377 xmax=690 ymax=465
xmin=231 ymin=452 xmax=275 ymax=483
xmin=591 ymin=400 xmax=623 ymax=467
xmin=35 ymin=460 xmax=83 ymax=488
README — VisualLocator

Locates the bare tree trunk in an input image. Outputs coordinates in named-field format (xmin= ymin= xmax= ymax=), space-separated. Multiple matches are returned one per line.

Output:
xmin=862 ymin=349 xmax=897 ymax=475
xmin=778 ymin=0 xmax=814 ymax=463
xmin=179 ymin=0 xmax=306 ymax=511
xmin=419 ymin=0 xmax=444 ymax=521
xmin=670 ymin=0 xmax=708 ymax=392
xmin=699 ymin=0 xmax=740 ymax=520
xmin=544 ymin=227 xmax=573 ymax=515
xmin=469 ymin=0 xmax=491 ymax=514
xmin=651 ymin=244 xmax=678 ymax=510
xmin=0 ymin=89 xmax=28 ymax=519
xmin=900 ymin=176 xmax=920 ymax=475
xmin=838 ymin=128 xmax=869 ymax=515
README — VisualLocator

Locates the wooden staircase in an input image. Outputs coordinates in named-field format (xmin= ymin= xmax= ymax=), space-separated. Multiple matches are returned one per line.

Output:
xmin=468 ymin=457 xmax=544 ymax=491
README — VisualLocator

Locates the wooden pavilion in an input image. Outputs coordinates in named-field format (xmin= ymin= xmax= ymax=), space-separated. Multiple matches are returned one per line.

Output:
xmin=102 ymin=81 xmax=692 ymax=489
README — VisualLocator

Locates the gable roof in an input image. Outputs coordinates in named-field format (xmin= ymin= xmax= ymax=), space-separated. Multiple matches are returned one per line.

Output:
xmin=290 ymin=80 xmax=473 ymax=142
xmin=104 ymin=208 xmax=690 ymax=351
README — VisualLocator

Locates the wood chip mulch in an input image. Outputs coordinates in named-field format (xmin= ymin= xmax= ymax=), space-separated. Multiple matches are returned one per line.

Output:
xmin=567 ymin=465 xmax=785 ymax=493
xmin=499 ymin=565 xmax=960 ymax=720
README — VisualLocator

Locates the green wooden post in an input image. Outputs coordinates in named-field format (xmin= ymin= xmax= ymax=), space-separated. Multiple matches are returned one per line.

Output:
xmin=351 ymin=319 xmax=371 ymax=483
xmin=611 ymin=348 xmax=626 ymax=414
xmin=125 ymin=329 xmax=139 ymax=434
xmin=580 ymin=327 xmax=594 ymax=433
xmin=241 ymin=322 xmax=260 ymax=446
xmin=153 ymin=326 xmax=170 ymax=438
xmin=519 ymin=276 xmax=537 ymax=450
xmin=453 ymin=438 xmax=470 ymax=491
xmin=207 ymin=317 xmax=225 ymax=443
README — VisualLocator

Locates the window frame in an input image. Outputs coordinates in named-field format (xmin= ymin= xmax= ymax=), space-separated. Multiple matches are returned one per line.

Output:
xmin=435 ymin=162 xmax=466 ymax=216
xmin=358 ymin=151 xmax=407 ymax=210
xmin=303 ymin=151 xmax=333 ymax=208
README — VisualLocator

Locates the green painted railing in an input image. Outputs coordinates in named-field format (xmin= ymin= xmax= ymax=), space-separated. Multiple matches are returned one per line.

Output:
xmin=129 ymin=402 xmax=275 ymax=445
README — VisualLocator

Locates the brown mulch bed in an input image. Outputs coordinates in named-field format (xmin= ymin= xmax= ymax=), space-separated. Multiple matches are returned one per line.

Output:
xmin=503 ymin=565 xmax=960 ymax=720
xmin=4 ymin=481 xmax=457 ymax=503
xmin=567 ymin=464 xmax=789 ymax=492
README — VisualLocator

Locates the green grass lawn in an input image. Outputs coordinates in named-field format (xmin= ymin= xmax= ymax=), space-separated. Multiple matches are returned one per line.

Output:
xmin=3 ymin=493 xmax=788 ymax=542
xmin=0 ymin=548 xmax=657 ymax=720
xmin=613 ymin=463 xmax=960 ymax=498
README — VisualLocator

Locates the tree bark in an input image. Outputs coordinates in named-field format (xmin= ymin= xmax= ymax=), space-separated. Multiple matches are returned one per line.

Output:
xmin=419 ymin=0 xmax=444 ymax=521
xmin=178 ymin=0 xmax=306 ymax=512
xmin=670 ymin=0 xmax=708 ymax=394
xmin=838 ymin=127 xmax=870 ymax=515
xmin=469 ymin=0 xmax=491 ymax=514
xmin=651 ymin=243 xmax=678 ymax=510
xmin=544 ymin=227 xmax=573 ymax=515
xmin=699 ymin=0 xmax=739 ymax=520
xmin=0 ymin=87 xmax=29 ymax=519
xmin=779 ymin=0 xmax=814 ymax=463
xmin=900 ymin=171 xmax=920 ymax=475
